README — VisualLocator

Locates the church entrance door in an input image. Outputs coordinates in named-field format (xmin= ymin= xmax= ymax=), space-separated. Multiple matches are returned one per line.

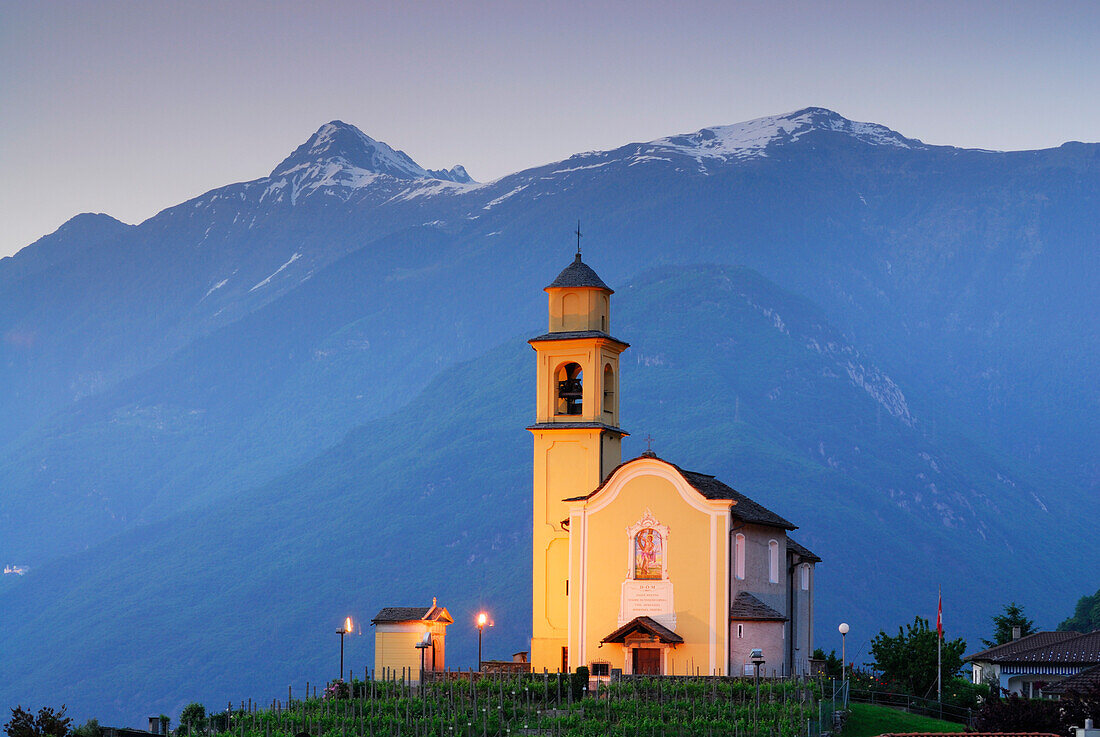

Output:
xmin=632 ymin=648 xmax=661 ymax=675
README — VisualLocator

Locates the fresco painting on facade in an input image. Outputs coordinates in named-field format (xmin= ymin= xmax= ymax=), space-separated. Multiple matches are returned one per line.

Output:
xmin=634 ymin=528 xmax=663 ymax=580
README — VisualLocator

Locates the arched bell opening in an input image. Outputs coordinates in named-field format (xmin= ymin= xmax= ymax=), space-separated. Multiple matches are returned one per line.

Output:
xmin=555 ymin=362 xmax=584 ymax=416
xmin=602 ymin=363 xmax=615 ymax=418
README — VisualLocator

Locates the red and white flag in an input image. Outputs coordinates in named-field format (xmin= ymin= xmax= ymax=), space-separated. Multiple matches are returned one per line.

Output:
xmin=936 ymin=590 xmax=943 ymax=639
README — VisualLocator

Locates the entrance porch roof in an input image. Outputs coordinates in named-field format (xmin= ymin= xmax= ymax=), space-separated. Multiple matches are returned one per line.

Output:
xmin=601 ymin=616 xmax=684 ymax=645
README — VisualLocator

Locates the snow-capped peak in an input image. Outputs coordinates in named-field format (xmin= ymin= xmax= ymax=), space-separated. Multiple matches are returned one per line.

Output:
xmin=271 ymin=121 xmax=436 ymax=180
xmin=649 ymin=107 xmax=925 ymax=163
xmin=262 ymin=121 xmax=476 ymax=205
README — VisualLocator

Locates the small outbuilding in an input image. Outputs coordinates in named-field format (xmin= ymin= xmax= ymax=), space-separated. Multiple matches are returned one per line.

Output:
xmin=371 ymin=598 xmax=452 ymax=682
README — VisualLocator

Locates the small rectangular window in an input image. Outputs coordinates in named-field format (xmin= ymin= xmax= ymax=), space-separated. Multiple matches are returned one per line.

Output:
xmin=800 ymin=565 xmax=810 ymax=591
xmin=590 ymin=662 xmax=610 ymax=677
xmin=737 ymin=624 xmax=744 ymax=639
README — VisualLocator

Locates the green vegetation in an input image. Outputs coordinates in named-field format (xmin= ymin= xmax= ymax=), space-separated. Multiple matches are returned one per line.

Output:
xmin=180 ymin=704 xmax=205 ymax=736
xmin=870 ymin=617 xmax=966 ymax=699
xmin=982 ymin=602 xmax=1036 ymax=647
xmin=812 ymin=648 xmax=842 ymax=678
xmin=1058 ymin=588 xmax=1100 ymax=632
xmin=841 ymin=703 xmax=964 ymax=737
xmin=199 ymin=675 xmax=820 ymax=737
xmin=4 ymin=706 xmax=72 ymax=737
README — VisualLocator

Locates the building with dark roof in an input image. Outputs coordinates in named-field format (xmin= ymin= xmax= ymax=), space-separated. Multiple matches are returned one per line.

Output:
xmin=370 ymin=599 xmax=452 ymax=681
xmin=965 ymin=630 xmax=1100 ymax=697
xmin=529 ymin=251 xmax=819 ymax=678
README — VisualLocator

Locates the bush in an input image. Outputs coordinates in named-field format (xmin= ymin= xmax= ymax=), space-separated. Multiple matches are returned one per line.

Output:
xmin=974 ymin=693 xmax=1060 ymax=733
xmin=571 ymin=666 xmax=590 ymax=701
xmin=70 ymin=721 xmax=101 ymax=737
xmin=323 ymin=679 xmax=350 ymax=700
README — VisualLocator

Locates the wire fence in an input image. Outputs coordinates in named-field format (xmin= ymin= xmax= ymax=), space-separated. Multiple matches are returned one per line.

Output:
xmin=848 ymin=687 xmax=973 ymax=726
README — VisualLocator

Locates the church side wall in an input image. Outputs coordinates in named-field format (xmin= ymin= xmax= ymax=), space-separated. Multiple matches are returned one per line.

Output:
xmin=730 ymin=523 xmax=790 ymax=673
xmin=730 ymin=621 xmax=786 ymax=677
xmin=794 ymin=563 xmax=813 ymax=674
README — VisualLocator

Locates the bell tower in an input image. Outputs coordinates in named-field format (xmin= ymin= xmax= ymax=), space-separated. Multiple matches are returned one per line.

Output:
xmin=529 ymin=249 xmax=628 ymax=672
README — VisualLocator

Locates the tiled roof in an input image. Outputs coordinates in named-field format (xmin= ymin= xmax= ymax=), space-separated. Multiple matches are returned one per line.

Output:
xmin=562 ymin=456 xmax=797 ymax=531
xmin=372 ymin=607 xmax=429 ymax=623
xmin=1041 ymin=663 xmax=1100 ymax=695
xmin=729 ymin=592 xmax=787 ymax=622
xmin=546 ymin=254 xmax=612 ymax=291
xmin=1009 ymin=630 xmax=1100 ymax=664
xmin=965 ymin=631 xmax=1082 ymax=662
xmin=371 ymin=605 xmax=453 ymax=624
xmin=786 ymin=536 xmax=821 ymax=562
xmin=601 ymin=616 xmax=683 ymax=644
xmin=680 ymin=470 xmax=796 ymax=529
xmin=968 ymin=630 xmax=1100 ymax=665
xmin=528 ymin=330 xmax=628 ymax=347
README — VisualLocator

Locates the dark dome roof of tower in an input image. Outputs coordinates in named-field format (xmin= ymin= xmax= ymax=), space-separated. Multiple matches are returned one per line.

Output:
xmin=546 ymin=253 xmax=613 ymax=292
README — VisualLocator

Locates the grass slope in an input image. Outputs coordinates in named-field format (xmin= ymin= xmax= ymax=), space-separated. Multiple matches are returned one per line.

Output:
xmin=842 ymin=702 xmax=965 ymax=737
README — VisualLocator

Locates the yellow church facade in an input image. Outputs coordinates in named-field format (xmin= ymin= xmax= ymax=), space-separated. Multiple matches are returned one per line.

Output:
xmin=530 ymin=252 xmax=819 ymax=678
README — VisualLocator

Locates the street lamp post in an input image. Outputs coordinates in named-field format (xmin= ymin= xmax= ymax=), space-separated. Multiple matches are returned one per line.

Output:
xmin=838 ymin=622 xmax=850 ymax=689
xmin=415 ymin=632 xmax=432 ymax=696
xmin=337 ymin=616 xmax=353 ymax=681
xmin=476 ymin=612 xmax=489 ymax=671
xmin=750 ymin=649 xmax=765 ymax=708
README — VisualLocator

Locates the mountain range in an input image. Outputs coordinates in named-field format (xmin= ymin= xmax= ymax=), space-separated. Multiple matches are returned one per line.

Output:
xmin=1 ymin=107 xmax=1096 ymax=724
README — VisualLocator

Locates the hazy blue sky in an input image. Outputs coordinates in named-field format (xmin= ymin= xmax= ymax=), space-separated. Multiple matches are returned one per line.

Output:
xmin=2 ymin=0 xmax=1098 ymax=258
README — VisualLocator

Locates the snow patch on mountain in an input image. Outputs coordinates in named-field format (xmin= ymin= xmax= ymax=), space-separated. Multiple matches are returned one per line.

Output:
xmin=483 ymin=183 xmax=530 ymax=210
xmin=643 ymin=107 xmax=924 ymax=165
xmin=250 ymin=252 xmax=301 ymax=292
xmin=201 ymin=278 xmax=229 ymax=301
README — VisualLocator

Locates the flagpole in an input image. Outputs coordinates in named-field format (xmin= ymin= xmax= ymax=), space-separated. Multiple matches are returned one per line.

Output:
xmin=937 ymin=586 xmax=942 ymax=703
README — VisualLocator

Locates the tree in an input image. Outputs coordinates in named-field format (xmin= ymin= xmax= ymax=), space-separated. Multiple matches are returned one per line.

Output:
xmin=813 ymin=647 xmax=843 ymax=678
xmin=4 ymin=708 xmax=37 ymax=737
xmin=1058 ymin=588 xmax=1100 ymax=632
xmin=870 ymin=616 xmax=967 ymax=698
xmin=178 ymin=704 xmax=204 ymax=737
xmin=70 ymin=721 xmax=100 ymax=737
xmin=4 ymin=707 xmax=71 ymax=737
xmin=982 ymin=601 xmax=1036 ymax=647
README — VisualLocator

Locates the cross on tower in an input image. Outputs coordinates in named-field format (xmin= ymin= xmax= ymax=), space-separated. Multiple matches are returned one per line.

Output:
xmin=643 ymin=434 xmax=656 ymax=452
xmin=574 ymin=220 xmax=582 ymax=256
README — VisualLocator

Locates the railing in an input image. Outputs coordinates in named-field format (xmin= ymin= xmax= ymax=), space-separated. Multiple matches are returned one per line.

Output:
xmin=848 ymin=687 xmax=973 ymax=726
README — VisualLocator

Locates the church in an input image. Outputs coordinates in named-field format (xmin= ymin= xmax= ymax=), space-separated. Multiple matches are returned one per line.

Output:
xmin=529 ymin=251 xmax=820 ymax=678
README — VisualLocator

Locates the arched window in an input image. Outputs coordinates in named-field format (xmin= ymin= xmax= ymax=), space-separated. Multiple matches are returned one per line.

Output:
xmin=735 ymin=533 xmax=746 ymax=580
xmin=602 ymin=364 xmax=615 ymax=416
xmin=633 ymin=528 xmax=663 ymax=580
xmin=768 ymin=540 xmax=779 ymax=584
xmin=556 ymin=362 xmax=583 ymax=415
